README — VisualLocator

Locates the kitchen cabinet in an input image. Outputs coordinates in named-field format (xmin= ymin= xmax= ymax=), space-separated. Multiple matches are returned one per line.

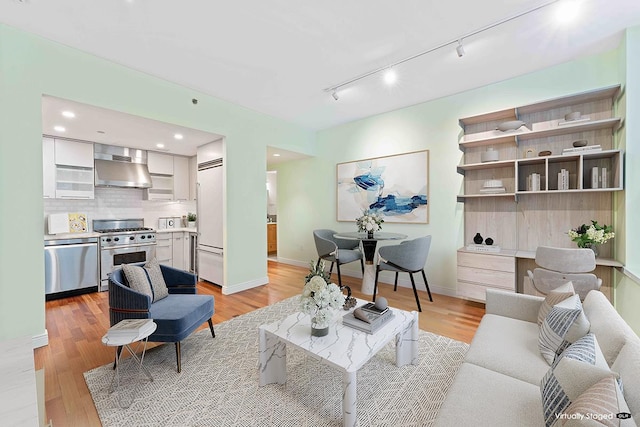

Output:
xmin=456 ymin=85 xmax=623 ymax=302
xmin=156 ymin=231 xmax=190 ymax=270
xmin=173 ymin=156 xmax=190 ymax=201
xmin=267 ymin=223 xmax=277 ymax=254
xmin=55 ymin=138 xmax=94 ymax=168
xmin=189 ymin=156 xmax=197 ymax=201
xmin=42 ymin=137 xmax=56 ymax=198
xmin=148 ymin=151 xmax=174 ymax=175
xmin=156 ymin=233 xmax=173 ymax=266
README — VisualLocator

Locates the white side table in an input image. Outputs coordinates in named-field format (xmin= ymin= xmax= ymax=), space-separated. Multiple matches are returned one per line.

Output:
xmin=101 ymin=321 xmax=157 ymax=408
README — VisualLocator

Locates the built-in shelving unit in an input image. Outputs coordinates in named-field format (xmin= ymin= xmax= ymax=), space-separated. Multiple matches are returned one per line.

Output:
xmin=455 ymin=85 xmax=624 ymax=302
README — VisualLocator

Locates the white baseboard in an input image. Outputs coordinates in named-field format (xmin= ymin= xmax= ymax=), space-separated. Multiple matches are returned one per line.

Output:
xmin=274 ymin=257 xmax=309 ymax=269
xmin=222 ymin=276 xmax=269 ymax=295
xmin=32 ymin=330 xmax=48 ymax=349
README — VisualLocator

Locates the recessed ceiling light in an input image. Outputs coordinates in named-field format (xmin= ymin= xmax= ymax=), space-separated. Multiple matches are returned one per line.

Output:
xmin=555 ymin=0 xmax=581 ymax=24
xmin=174 ymin=133 xmax=184 ymax=140
xmin=54 ymin=125 xmax=66 ymax=132
xmin=156 ymin=143 xmax=165 ymax=148
xmin=62 ymin=110 xmax=75 ymax=118
xmin=273 ymin=153 xmax=281 ymax=157
xmin=383 ymin=69 xmax=397 ymax=85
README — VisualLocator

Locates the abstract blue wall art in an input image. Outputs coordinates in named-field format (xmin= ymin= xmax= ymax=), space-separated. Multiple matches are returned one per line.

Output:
xmin=336 ymin=150 xmax=429 ymax=224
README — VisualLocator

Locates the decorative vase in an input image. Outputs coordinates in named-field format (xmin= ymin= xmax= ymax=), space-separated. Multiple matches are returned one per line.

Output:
xmin=485 ymin=237 xmax=494 ymax=246
xmin=188 ymin=221 xmax=196 ymax=228
xmin=473 ymin=233 xmax=483 ymax=244
xmin=311 ymin=316 xmax=329 ymax=337
xmin=367 ymin=231 xmax=374 ymax=239
xmin=585 ymin=244 xmax=599 ymax=258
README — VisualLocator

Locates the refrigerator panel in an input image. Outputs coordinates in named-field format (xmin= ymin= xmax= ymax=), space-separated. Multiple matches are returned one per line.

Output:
xmin=197 ymin=166 xmax=223 ymax=248
xmin=198 ymin=248 xmax=223 ymax=285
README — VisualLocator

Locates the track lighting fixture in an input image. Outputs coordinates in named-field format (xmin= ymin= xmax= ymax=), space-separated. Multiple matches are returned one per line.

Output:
xmin=324 ymin=0 xmax=567 ymax=99
xmin=456 ymin=40 xmax=465 ymax=58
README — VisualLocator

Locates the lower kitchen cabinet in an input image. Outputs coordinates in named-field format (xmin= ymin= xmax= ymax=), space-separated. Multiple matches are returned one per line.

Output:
xmin=156 ymin=233 xmax=173 ymax=266
xmin=157 ymin=231 xmax=190 ymax=270
xmin=457 ymin=250 xmax=516 ymax=302
xmin=267 ymin=223 xmax=277 ymax=254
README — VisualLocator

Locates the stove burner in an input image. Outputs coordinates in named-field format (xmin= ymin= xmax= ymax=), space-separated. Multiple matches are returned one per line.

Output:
xmin=97 ymin=227 xmax=154 ymax=233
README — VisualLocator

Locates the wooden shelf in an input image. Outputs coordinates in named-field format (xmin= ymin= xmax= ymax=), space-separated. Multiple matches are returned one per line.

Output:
xmin=457 ymin=159 xmax=515 ymax=174
xmin=457 ymin=193 xmax=516 ymax=202
xmin=515 ymin=85 xmax=621 ymax=115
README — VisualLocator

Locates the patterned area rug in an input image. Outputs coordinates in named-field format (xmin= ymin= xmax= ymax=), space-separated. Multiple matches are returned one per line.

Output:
xmin=85 ymin=297 xmax=468 ymax=426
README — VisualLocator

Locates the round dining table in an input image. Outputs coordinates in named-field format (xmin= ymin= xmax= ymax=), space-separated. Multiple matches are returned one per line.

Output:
xmin=333 ymin=231 xmax=408 ymax=295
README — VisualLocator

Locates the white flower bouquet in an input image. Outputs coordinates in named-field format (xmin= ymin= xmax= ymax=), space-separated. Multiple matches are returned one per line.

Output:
xmin=356 ymin=210 xmax=384 ymax=233
xmin=568 ymin=220 xmax=614 ymax=248
xmin=300 ymin=261 xmax=346 ymax=329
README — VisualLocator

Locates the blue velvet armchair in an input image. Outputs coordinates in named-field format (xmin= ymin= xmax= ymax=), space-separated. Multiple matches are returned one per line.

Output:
xmin=109 ymin=263 xmax=215 ymax=373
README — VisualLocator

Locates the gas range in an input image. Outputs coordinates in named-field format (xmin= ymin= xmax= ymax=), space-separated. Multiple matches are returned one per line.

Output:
xmin=93 ymin=219 xmax=156 ymax=248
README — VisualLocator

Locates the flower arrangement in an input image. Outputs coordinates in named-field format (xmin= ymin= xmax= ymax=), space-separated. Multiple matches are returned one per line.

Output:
xmin=568 ymin=220 xmax=615 ymax=248
xmin=356 ymin=209 xmax=384 ymax=233
xmin=300 ymin=261 xmax=346 ymax=330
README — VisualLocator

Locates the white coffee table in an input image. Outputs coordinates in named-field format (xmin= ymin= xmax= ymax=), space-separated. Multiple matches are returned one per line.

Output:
xmin=258 ymin=300 xmax=418 ymax=427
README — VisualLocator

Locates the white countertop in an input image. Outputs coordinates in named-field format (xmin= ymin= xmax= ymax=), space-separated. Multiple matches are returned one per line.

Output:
xmin=44 ymin=232 xmax=100 ymax=241
xmin=156 ymin=227 xmax=197 ymax=233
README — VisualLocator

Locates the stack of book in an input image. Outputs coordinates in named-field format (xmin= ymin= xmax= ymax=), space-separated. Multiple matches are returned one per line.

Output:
xmin=466 ymin=244 xmax=501 ymax=253
xmin=106 ymin=318 xmax=155 ymax=339
xmin=342 ymin=304 xmax=394 ymax=334
xmin=557 ymin=168 xmax=570 ymax=190
xmin=591 ymin=166 xmax=609 ymax=189
xmin=526 ymin=173 xmax=542 ymax=191
xmin=479 ymin=179 xmax=506 ymax=194
xmin=562 ymin=145 xmax=602 ymax=155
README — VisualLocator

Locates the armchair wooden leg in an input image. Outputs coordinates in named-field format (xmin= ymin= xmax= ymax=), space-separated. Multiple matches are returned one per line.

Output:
xmin=208 ymin=318 xmax=215 ymax=338
xmin=175 ymin=342 xmax=182 ymax=373
xmin=421 ymin=269 xmax=433 ymax=302
xmin=393 ymin=272 xmax=399 ymax=292
xmin=329 ymin=262 xmax=334 ymax=274
xmin=409 ymin=273 xmax=422 ymax=312
xmin=360 ymin=259 xmax=364 ymax=274
xmin=373 ymin=267 xmax=381 ymax=301
xmin=336 ymin=263 xmax=343 ymax=287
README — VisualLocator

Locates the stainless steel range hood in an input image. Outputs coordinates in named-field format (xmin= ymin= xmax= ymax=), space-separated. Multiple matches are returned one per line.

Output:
xmin=94 ymin=143 xmax=153 ymax=188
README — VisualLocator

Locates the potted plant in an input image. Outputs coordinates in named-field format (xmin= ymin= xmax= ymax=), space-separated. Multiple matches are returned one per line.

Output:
xmin=187 ymin=212 xmax=197 ymax=228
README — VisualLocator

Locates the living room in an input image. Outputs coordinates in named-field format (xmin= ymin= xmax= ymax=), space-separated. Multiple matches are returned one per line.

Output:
xmin=1 ymin=2 xmax=640 ymax=426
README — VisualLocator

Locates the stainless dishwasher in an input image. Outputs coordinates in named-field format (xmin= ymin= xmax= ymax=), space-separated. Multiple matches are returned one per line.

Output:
xmin=44 ymin=237 xmax=99 ymax=299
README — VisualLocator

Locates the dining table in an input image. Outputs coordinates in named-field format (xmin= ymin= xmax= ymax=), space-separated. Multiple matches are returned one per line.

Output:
xmin=333 ymin=231 xmax=408 ymax=295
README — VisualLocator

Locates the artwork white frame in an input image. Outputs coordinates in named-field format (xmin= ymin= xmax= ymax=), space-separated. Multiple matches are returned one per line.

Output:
xmin=336 ymin=150 xmax=429 ymax=224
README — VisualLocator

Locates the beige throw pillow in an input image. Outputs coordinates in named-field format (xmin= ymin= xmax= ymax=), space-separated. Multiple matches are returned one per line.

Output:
xmin=538 ymin=281 xmax=575 ymax=326
xmin=122 ymin=264 xmax=153 ymax=299
xmin=145 ymin=258 xmax=169 ymax=302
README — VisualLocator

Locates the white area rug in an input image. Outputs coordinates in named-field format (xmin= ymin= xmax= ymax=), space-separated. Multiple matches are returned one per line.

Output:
xmin=85 ymin=297 xmax=468 ymax=426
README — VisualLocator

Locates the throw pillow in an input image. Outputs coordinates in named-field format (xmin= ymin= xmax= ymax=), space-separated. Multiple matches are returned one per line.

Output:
xmin=560 ymin=376 xmax=635 ymax=427
xmin=538 ymin=281 xmax=576 ymax=326
xmin=144 ymin=258 xmax=169 ymax=302
xmin=122 ymin=264 xmax=153 ymax=299
xmin=541 ymin=356 xmax=615 ymax=427
xmin=539 ymin=294 xmax=590 ymax=365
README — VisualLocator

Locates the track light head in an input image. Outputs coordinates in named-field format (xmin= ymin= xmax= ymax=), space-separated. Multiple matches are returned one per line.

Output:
xmin=331 ymin=90 xmax=339 ymax=101
xmin=456 ymin=40 xmax=465 ymax=58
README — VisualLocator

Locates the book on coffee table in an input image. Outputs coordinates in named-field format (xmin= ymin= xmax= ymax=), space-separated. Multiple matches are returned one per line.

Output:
xmin=342 ymin=308 xmax=394 ymax=334
xmin=107 ymin=318 xmax=155 ymax=338
xmin=360 ymin=302 xmax=389 ymax=315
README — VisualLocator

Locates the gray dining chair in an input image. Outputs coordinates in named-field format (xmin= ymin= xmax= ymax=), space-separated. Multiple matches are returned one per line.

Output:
xmin=374 ymin=235 xmax=433 ymax=312
xmin=313 ymin=229 xmax=364 ymax=288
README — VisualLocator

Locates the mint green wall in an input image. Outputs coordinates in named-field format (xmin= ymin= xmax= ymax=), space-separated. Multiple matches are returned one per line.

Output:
xmin=614 ymin=27 xmax=640 ymax=336
xmin=0 ymin=24 xmax=315 ymax=342
xmin=277 ymin=49 xmax=627 ymax=301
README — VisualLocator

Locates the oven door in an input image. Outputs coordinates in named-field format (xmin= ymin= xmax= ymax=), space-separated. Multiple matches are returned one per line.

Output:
xmin=100 ymin=244 xmax=156 ymax=291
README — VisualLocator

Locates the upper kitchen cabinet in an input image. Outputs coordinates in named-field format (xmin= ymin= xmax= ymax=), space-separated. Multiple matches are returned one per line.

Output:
xmin=173 ymin=156 xmax=190 ymax=201
xmin=43 ymin=137 xmax=94 ymax=199
xmin=147 ymin=151 xmax=174 ymax=175
xmin=189 ymin=156 xmax=197 ymax=201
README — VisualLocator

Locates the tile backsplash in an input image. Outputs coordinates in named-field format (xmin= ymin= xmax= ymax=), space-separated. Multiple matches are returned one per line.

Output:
xmin=44 ymin=187 xmax=196 ymax=233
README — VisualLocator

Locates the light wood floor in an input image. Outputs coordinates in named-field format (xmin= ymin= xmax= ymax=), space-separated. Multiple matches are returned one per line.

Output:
xmin=34 ymin=261 xmax=484 ymax=426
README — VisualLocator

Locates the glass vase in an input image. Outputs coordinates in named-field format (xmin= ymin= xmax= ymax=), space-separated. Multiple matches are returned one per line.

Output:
xmin=311 ymin=316 xmax=329 ymax=337
xmin=585 ymin=244 xmax=599 ymax=258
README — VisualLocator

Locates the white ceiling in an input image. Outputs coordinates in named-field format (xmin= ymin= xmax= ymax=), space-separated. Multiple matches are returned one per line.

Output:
xmin=4 ymin=0 xmax=640 ymax=137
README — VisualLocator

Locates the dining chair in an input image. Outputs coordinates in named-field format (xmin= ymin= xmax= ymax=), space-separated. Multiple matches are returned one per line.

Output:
xmin=373 ymin=235 xmax=433 ymax=312
xmin=526 ymin=246 xmax=601 ymax=300
xmin=313 ymin=229 xmax=364 ymax=288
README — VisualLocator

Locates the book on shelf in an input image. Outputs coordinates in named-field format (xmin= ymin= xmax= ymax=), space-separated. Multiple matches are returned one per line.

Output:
xmin=557 ymin=168 xmax=569 ymax=190
xmin=526 ymin=173 xmax=541 ymax=191
xmin=562 ymin=145 xmax=602 ymax=155
xmin=601 ymin=167 xmax=608 ymax=189
xmin=479 ymin=187 xmax=506 ymax=194
xmin=342 ymin=307 xmax=394 ymax=334
xmin=107 ymin=318 xmax=155 ymax=337
xmin=466 ymin=244 xmax=501 ymax=253
xmin=591 ymin=166 xmax=599 ymax=189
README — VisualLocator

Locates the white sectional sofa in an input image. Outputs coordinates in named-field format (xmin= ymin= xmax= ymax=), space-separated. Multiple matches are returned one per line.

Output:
xmin=435 ymin=289 xmax=640 ymax=427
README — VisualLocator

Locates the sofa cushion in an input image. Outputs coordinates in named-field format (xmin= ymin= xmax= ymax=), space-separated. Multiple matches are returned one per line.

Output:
xmin=541 ymin=355 xmax=614 ymax=427
xmin=464 ymin=314 xmax=550 ymax=385
xmin=561 ymin=376 xmax=636 ymax=427
xmin=583 ymin=290 xmax=637 ymax=366
xmin=539 ymin=294 xmax=590 ymax=365
xmin=122 ymin=264 xmax=153 ymax=299
xmin=149 ymin=294 xmax=214 ymax=342
xmin=612 ymin=339 xmax=640 ymax=421
xmin=145 ymin=258 xmax=168 ymax=302
xmin=434 ymin=362 xmax=544 ymax=427
xmin=538 ymin=281 xmax=575 ymax=325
